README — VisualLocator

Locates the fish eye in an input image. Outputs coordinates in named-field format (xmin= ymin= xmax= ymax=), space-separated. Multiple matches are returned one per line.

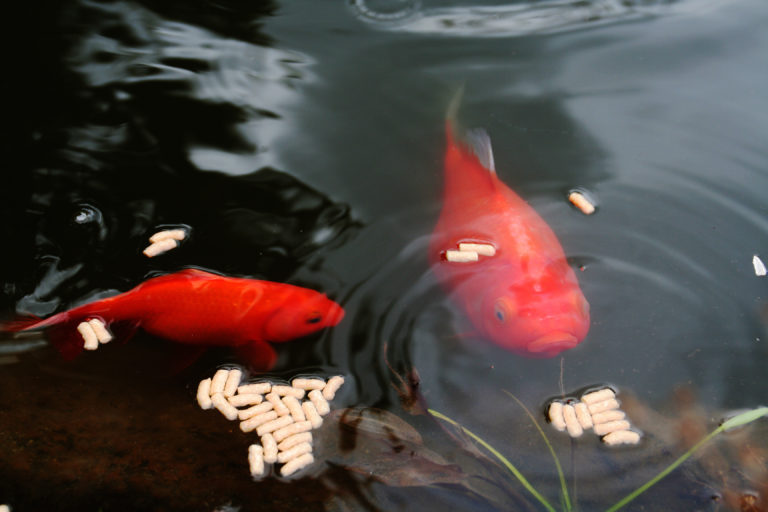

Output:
xmin=306 ymin=312 xmax=322 ymax=324
xmin=493 ymin=297 xmax=516 ymax=324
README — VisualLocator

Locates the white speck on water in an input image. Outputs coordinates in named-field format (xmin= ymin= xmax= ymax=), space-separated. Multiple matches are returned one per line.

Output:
xmin=752 ymin=255 xmax=766 ymax=276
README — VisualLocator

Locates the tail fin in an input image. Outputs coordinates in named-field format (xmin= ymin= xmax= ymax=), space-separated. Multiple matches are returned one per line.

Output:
xmin=1 ymin=310 xmax=87 ymax=360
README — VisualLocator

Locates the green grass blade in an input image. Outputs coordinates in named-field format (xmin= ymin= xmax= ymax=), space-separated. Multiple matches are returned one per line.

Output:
xmin=502 ymin=390 xmax=572 ymax=512
xmin=429 ymin=408 xmax=557 ymax=512
xmin=606 ymin=407 xmax=767 ymax=512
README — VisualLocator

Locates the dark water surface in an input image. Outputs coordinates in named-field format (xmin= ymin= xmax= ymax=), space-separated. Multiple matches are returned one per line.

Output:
xmin=2 ymin=0 xmax=767 ymax=510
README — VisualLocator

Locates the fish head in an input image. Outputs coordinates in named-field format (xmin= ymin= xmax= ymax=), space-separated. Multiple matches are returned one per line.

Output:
xmin=478 ymin=281 xmax=590 ymax=357
xmin=263 ymin=290 xmax=345 ymax=343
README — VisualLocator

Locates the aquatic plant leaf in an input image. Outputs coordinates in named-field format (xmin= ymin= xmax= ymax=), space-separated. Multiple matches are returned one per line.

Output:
xmin=721 ymin=407 xmax=768 ymax=431
xmin=335 ymin=407 xmax=423 ymax=444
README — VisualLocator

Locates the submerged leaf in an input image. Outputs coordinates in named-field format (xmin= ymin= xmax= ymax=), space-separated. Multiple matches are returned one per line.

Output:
xmin=721 ymin=407 xmax=768 ymax=432
xmin=334 ymin=407 xmax=423 ymax=444
xmin=343 ymin=448 xmax=467 ymax=487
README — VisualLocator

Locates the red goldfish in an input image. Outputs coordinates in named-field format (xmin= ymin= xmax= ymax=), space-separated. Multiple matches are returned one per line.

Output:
xmin=428 ymin=99 xmax=590 ymax=357
xmin=3 ymin=269 xmax=344 ymax=369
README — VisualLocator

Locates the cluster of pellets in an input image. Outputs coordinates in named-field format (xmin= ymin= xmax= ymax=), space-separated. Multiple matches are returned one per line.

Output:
xmin=143 ymin=229 xmax=187 ymax=258
xmin=196 ymin=368 xmax=344 ymax=478
xmin=547 ymin=387 xmax=640 ymax=446
xmin=445 ymin=242 xmax=497 ymax=263
xmin=77 ymin=318 xmax=112 ymax=351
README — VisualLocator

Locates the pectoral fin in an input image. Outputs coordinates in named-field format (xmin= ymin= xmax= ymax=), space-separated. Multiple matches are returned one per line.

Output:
xmin=237 ymin=340 xmax=277 ymax=372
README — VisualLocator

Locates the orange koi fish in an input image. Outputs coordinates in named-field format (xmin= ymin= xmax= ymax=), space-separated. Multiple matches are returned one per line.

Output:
xmin=429 ymin=97 xmax=590 ymax=357
xmin=3 ymin=269 xmax=344 ymax=369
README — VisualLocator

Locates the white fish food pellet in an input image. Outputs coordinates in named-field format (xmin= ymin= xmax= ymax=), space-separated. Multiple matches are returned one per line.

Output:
xmin=458 ymin=243 xmax=496 ymax=257
xmin=228 ymin=393 xmax=263 ymax=408
xmin=548 ymin=401 xmax=566 ymax=431
xmin=265 ymin=392 xmax=290 ymax=416
xmin=280 ymin=453 xmax=314 ymax=477
xmin=211 ymin=393 xmax=239 ymax=421
xmin=594 ymin=420 xmax=632 ymax=436
xmin=149 ymin=229 xmax=187 ymax=243
xmin=277 ymin=432 xmax=313 ymax=452
xmin=238 ymin=402 xmax=274 ymax=421
xmin=273 ymin=420 xmax=313 ymax=443
xmin=272 ymin=385 xmax=305 ymax=399
xmin=223 ymin=369 xmax=242 ymax=397
xmin=581 ymin=388 xmax=615 ymax=404
xmin=262 ymin=433 xmax=278 ymax=464
xmin=563 ymin=404 xmax=583 ymax=437
xmin=277 ymin=442 xmax=313 ymax=464
xmin=256 ymin=415 xmax=295 ymax=437
xmin=602 ymin=430 xmax=641 ymax=446
xmin=302 ymin=400 xmax=323 ymax=429
xmin=322 ymin=375 xmax=345 ymax=401
xmin=568 ymin=190 xmax=596 ymax=215
xmin=248 ymin=444 xmax=264 ymax=477
xmin=88 ymin=318 xmax=113 ymax=344
xmin=573 ymin=402 xmax=593 ymax=430
xmin=291 ymin=378 xmax=326 ymax=391
xmin=143 ymin=238 xmax=178 ymax=258
xmin=240 ymin=411 xmax=279 ymax=433
xmin=77 ymin=322 xmax=99 ymax=350
xmin=588 ymin=398 xmax=620 ymax=415
xmin=210 ymin=369 xmax=230 ymax=395
xmin=196 ymin=378 xmax=213 ymax=410
xmin=591 ymin=409 xmax=626 ymax=425
xmin=282 ymin=395 xmax=306 ymax=422
xmin=308 ymin=390 xmax=330 ymax=416
xmin=238 ymin=382 xmax=271 ymax=395
xmin=445 ymin=249 xmax=479 ymax=263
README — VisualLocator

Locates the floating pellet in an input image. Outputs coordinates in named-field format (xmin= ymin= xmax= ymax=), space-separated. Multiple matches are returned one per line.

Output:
xmin=256 ymin=415 xmax=294 ymax=437
xmin=229 ymin=393 xmax=263 ymax=408
xmin=277 ymin=442 xmax=313 ymax=464
xmin=593 ymin=420 xmax=631 ymax=436
xmin=77 ymin=322 xmax=99 ymax=350
xmin=591 ymin=409 xmax=626 ymax=424
xmin=581 ymin=388 xmax=615 ymax=404
xmin=271 ymin=385 xmax=305 ymax=399
xmin=238 ymin=401 xmax=274 ymax=421
xmin=223 ymin=369 xmax=242 ymax=398
xmin=322 ymin=375 xmax=345 ymax=401
xmin=149 ymin=229 xmax=187 ymax=243
xmin=574 ymin=402 xmax=593 ymax=430
xmin=210 ymin=369 xmax=230 ymax=395
xmin=302 ymin=400 xmax=323 ymax=429
xmin=248 ymin=444 xmax=264 ymax=477
xmin=282 ymin=395 xmax=306 ymax=422
xmin=0 ymin=505 xmax=11 ymax=512
xmin=291 ymin=378 xmax=326 ymax=391
xmin=753 ymin=255 xmax=767 ymax=277
xmin=280 ymin=453 xmax=314 ymax=477
xmin=211 ymin=393 xmax=239 ymax=421
xmin=265 ymin=392 xmax=290 ymax=416
xmin=262 ymin=433 xmax=278 ymax=464
xmin=588 ymin=398 xmax=620 ymax=415
xmin=273 ymin=420 xmax=313 ymax=443
xmin=88 ymin=319 xmax=113 ymax=344
xmin=458 ymin=243 xmax=496 ymax=257
xmin=240 ymin=410 xmax=278 ymax=432
xmin=602 ymin=430 xmax=641 ymax=446
xmin=277 ymin=432 xmax=313 ymax=452
xmin=143 ymin=238 xmax=178 ymax=257
xmin=238 ymin=382 xmax=271 ymax=395
xmin=196 ymin=378 xmax=213 ymax=410
xmin=563 ymin=404 xmax=583 ymax=437
xmin=445 ymin=249 xmax=478 ymax=262
xmin=548 ymin=402 xmax=566 ymax=431
xmin=568 ymin=190 xmax=596 ymax=215
xmin=308 ymin=389 xmax=330 ymax=416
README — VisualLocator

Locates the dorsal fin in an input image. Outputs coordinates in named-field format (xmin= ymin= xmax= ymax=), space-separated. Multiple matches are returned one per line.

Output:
xmin=465 ymin=128 xmax=496 ymax=173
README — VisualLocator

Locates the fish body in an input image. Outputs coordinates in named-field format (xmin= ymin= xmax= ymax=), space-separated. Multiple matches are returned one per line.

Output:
xmin=429 ymin=114 xmax=589 ymax=357
xmin=4 ymin=269 xmax=344 ymax=368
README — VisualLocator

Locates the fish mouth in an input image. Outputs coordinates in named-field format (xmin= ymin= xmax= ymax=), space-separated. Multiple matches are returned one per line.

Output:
xmin=527 ymin=332 xmax=579 ymax=356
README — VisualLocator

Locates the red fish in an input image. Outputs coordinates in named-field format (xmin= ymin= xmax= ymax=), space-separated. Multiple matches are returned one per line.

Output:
xmin=428 ymin=98 xmax=590 ymax=357
xmin=3 ymin=269 xmax=344 ymax=369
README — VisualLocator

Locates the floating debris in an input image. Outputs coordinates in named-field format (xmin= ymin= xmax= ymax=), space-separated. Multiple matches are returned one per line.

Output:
xmin=547 ymin=387 xmax=640 ymax=445
xmin=143 ymin=228 xmax=187 ymax=257
xmin=753 ymin=255 xmax=766 ymax=277
xmin=568 ymin=189 xmax=597 ymax=215
xmin=197 ymin=370 xmax=345 ymax=478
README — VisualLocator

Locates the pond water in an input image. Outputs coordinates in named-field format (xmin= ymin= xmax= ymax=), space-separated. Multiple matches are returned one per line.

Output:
xmin=2 ymin=0 xmax=767 ymax=510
